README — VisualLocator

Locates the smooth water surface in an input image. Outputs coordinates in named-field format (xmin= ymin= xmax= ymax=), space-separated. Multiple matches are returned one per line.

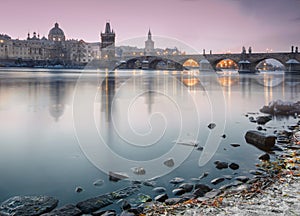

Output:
xmin=0 ymin=68 xmax=299 ymax=208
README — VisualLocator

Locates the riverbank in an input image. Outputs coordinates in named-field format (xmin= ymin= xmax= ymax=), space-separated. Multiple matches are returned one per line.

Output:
xmin=144 ymin=151 xmax=300 ymax=215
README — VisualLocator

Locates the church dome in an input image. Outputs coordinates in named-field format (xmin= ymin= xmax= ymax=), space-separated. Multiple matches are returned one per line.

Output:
xmin=48 ymin=23 xmax=65 ymax=41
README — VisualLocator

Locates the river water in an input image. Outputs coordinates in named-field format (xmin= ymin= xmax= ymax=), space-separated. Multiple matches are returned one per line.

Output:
xmin=0 ymin=68 xmax=299 ymax=209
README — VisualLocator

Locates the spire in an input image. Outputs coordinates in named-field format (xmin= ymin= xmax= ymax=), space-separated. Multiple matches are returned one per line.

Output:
xmin=148 ymin=28 xmax=152 ymax=40
xmin=55 ymin=23 xmax=59 ymax=28
xmin=105 ymin=22 xmax=111 ymax=33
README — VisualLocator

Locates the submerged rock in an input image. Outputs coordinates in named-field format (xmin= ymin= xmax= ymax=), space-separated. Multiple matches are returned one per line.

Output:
xmin=169 ymin=177 xmax=185 ymax=184
xmin=93 ymin=179 xmax=105 ymax=187
xmin=163 ymin=158 xmax=175 ymax=167
xmin=0 ymin=195 xmax=58 ymax=216
xmin=152 ymin=187 xmax=166 ymax=193
xmin=131 ymin=167 xmax=146 ymax=175
xmin=109 ymin=171 xmax=129 ymax=182
xmin=199 ymin=172 xmax=209 ymax=179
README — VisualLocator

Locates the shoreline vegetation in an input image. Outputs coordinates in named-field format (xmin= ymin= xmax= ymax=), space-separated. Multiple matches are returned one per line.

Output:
xmin=0 ymin=100 xmax=299 ymax=216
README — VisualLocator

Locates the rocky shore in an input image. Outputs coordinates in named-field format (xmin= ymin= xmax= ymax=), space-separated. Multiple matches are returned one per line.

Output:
xmin=0 ymin=100 xmax=299 ymax=216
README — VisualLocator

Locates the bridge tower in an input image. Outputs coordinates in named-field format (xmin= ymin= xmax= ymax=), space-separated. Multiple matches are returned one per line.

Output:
xmin=145 ymin=29 xmax=155 ymax=56
xmin=100 ymin=22 xmax=115 ymax=59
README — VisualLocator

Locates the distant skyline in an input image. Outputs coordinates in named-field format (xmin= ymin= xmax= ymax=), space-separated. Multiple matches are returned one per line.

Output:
xmin=1 ymin=0 xmax=300 ymax=53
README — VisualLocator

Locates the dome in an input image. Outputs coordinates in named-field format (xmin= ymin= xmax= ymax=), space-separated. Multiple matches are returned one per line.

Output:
xmin=48 ymin=23 xmax=65 ymax=41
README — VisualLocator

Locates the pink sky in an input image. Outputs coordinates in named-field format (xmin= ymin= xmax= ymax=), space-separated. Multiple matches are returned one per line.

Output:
xmin=1 ymin=0 xmax=299 ymax=53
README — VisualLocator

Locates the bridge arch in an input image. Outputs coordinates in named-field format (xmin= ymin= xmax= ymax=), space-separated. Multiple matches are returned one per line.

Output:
xmin=215 ymin=58 xmax=239 ymax=70
xmin=115 ymin=56 xmax=185 ymax=70
xmin=254 ymin=58 xmax=286 ymax=72
xmin=182 ymin=58 xmax=199 ymax=68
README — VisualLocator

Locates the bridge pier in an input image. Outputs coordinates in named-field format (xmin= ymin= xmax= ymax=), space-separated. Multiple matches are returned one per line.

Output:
xmin=238 ymin=60 xmax=257 ymax=73
xmin=285 ymin=59 xmax=300 ymax=74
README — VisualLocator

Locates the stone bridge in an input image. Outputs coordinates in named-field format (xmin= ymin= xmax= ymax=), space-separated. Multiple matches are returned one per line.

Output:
xmin=115 ymin=52 xmax=300 ymax=73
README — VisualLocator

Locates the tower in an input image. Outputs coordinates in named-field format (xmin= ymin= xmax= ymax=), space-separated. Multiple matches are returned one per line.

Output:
xmin=145 ymin=29 xmax=154 ymax=56
xmin=100 ymin=22 xmax=115 ymax=59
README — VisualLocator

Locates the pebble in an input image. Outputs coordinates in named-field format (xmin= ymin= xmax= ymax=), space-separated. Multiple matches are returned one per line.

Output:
xmin=230 ymin=143 xmax=240 ymax=147
xmin=163 ymin=158 xmax=175 ymax=167
xmin=235 ymin=176 xmax=249 ymax=183
xmin=208 ymin=123 xmax=216 ymax=129
xmin=229 ymin=162 xmax=240 ymax=170
xmin=154 ymin=193 xmax=168 ymax=202
xmin=169 ymin=177 xmax=185 ymax=184
xmin=75 ymin=186 xmax=84 ymax=193
xmin=211 ymin=177 xmax=225 ymax=185
xmin=152 ymin=187 xmax=167 ymax=193
xmin=259 ymin=153 xmax=270 ymax=161
xmin=93 ymin=179 xmax=104 ymax=187
xmin=215 ymin=161 xmax=229 ymax=169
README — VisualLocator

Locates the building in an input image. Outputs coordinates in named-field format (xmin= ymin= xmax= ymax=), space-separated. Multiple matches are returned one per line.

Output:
xmin=0 ymin=22 xmax=101 ymax=66
xmin=100 ymin=22 xmax=115 ymax=59
xmin=144 ymin=29 xmax=154 ymax=55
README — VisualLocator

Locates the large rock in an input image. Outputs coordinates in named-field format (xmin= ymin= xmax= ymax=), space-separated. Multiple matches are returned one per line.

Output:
xmin=0 ymin=195 xmax=58 ymax=216
xmin=76 ymin=195 xmax=113 ymax=214
xmin=76 ymin=186 xmax=139 ymax=213
xmin=260 ymin=100 xmax=300 ymax=115
xmin=41 ymin=204 xmax=81 ymax=216
xmin=245 ymin=130 xmax=276 ymax=150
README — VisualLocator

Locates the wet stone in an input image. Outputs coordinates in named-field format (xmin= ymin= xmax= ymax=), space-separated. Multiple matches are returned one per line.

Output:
xmin=229 ymin=162 xmax=240 ymax=170
xmin=256 ymin=115 xmax=272 ymax=125
xmin=121 ymin=200 xmax=131 ymax=211
xmin=249 ymin=170 xmax=264 ymax=175
xmin=208 ymin=123 xmax=216 ymax=129
xmin=76 ymin=195 xmax=113 ymax=213
xmin=215 ymin=161 xmax=229 ymax=169
xmin=0 ymin=195 xmax=58 ymax=216
xmin=199 ymin=172 xmax=209 ymax=179
xmin=190 ymin=177 xmax=201 ymax=182
xmin=152 ymin=187 xmax=166 ymax=193
xmin=257 ymin=126 xmax=264 ymax=131
xmin=259 ymin=153 xmax=270 ymax=161
xmin=179 ymin=183 xmax=194 ymax=193
xmin=194 ymin=184 xmax=212 ymax=193
xmin=235 ymin=176 xmax=249 ymax=183
xmin=230 ymin=143 xmax=240 ymax=147
xmin=154 ymin=193 xmax=168 ymax=202
xmin=211 ymin=177 xmax=225 ymax=185
xmin=75 ymin=186 xmax=84 ymax=193
xmin=93 ymin=179 xmax=105 ymax=187
xmin=163 ymin=158 xmax=174 ymax=167
xmin=41 ymin=204 xmax=81 ymax=216
xmin=193 ymin=188 xmax=207 ymax=197
xmin=143 ymin=181 xmax=156 ymax=187
xmin=169 ymin=177 xmax=185 ymax=184
xmin=223 ymin=175 xmax=233 ymax=180
xmin=172 ymin=188 xmax=186 ymax=196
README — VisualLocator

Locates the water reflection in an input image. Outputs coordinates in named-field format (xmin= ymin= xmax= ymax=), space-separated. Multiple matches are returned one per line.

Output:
xmin=1 ymin=69 xmax=300 ymax=207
